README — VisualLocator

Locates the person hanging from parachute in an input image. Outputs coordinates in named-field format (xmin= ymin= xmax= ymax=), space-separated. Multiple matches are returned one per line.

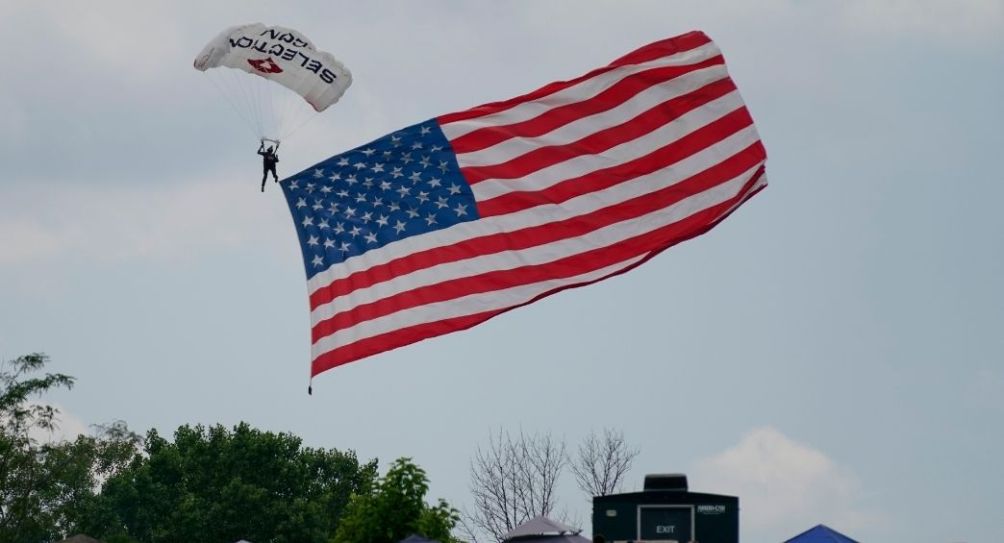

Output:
xmin=193 ymin=23 xmax=352 ymax=191
xmin=258 ymin=139 xmax=280 ymax=191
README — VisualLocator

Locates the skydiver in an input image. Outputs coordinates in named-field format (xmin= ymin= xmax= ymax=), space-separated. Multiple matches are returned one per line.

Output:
xmin=258 ymin=140 xmax=280 ymax=191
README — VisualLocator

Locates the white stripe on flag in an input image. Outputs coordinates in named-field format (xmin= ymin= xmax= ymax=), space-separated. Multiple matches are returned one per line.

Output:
xmin=439 ymin=42 xmax=722 ymax=140
xmin=312 ymin=253 xmax=648 ymax=357
xmin=452 ymin=65 xmax=730 ymax=168
xmin=310 ymin=162 xmax=763 ymax=324
xmin=468 ymin=91 xmax=747 ymax=201
xmin=312 ymin=164 xmax=759 ymax=355
xmin=306 ymin=124 xmax=761 ymax=297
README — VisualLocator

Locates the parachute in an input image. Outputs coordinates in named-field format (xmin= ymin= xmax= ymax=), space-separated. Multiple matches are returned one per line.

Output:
xmin=194 ymin=24 xmax=352 ymax=141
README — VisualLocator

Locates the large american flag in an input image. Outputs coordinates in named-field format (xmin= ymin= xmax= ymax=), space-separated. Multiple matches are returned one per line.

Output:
xmin=281 ymin=31 xmax=767 ymax=379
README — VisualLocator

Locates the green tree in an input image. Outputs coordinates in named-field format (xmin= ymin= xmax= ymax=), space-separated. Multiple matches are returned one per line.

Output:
xmin=1 ymin=354 xmax=453 ymax=543
xmin=0 ymin=354 xmax=141 ymax=543
xmin=334 ymin=457 xmax=462 ymax=543
xmin=43 ymin=422 xmax=142 ymax=539
xmin=0 ymin=353 xmax=76 ymax=542
xmin=85 ymin=422 xmax=378 ymax=543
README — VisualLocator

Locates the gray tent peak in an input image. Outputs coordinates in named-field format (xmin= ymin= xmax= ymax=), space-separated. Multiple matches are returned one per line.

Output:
xmin=504 ymin=515 xmax=581 ymax=539
xmin=57 ymin=536 xmax=103 ymax=543
xmin=399 ymin=535 xmax=441 ymax=543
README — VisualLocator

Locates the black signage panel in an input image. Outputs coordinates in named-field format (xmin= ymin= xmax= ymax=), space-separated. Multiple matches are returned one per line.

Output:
xmin=639 ymin=506 xmax=692 ymax=541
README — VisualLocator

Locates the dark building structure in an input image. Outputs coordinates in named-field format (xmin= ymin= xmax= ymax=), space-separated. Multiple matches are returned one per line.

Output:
xmin=592 ymin=474 xmax=738 ymax=543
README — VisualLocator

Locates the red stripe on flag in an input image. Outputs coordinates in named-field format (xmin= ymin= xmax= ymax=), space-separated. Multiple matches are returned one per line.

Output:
xmin=435 ymin=32 xmax=713 ymax=126
xmin=312 ymin=309 xmax=503 ymax=376
xmin=477 ymin=107 xmax=758 ymax=217
xmin=310 ymin=166 xmax=763 ymax=375
xmin=447 ymin=56 xmax=725 ymax=154
xmin=607 ymin=31 xmax=713 ymax=67
xmin=459 ymin=78 xmax=739 ymax=185
xmin=307 ymin=109 xmax=755 ymax=311
xmin=309 ymin=152 xmax=763 ymax=342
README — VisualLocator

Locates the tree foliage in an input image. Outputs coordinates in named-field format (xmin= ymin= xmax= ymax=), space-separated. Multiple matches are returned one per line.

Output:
xmin=0 ymin=353 xmax=77 ymax=542
xmin=334 ymin=457 xmax=461 ymax=543
xmin=1 ymin=354 xmax=143 ymax=543
xmin=0 ymin=353 xmax=75 ymax=439
xmin=84 ymin=422 xmax=378 ymax=543
xmin=36 ymin=422 xmax=142 ymax=539
xmin=0 ymin=353 xmax=459 ymax=543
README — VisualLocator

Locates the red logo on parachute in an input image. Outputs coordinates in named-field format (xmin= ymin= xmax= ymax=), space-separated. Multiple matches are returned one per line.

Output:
xmin=248 ymin=57 xmax=283 ymax=74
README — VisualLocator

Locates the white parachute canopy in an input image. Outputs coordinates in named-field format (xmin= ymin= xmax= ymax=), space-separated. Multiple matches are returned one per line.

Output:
xmin=194 ymin=23 xmax=352 ymax=141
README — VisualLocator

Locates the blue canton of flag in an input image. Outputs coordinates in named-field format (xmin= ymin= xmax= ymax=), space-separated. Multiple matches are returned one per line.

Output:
xmin=281 ymin=120 xmax=479 ymax=277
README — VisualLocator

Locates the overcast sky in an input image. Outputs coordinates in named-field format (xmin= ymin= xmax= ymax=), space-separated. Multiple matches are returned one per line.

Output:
xmin=2 ymin=1 xmax=1003 ymax=542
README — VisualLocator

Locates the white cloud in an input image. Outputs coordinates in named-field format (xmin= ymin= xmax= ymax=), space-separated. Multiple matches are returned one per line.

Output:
xmin=837 ymin=0 xmax=1004 ymax=45
xmin=556 ymin=0 xmax=1004 ymax=48
xmin=0 ymin=217 xmax=65 ymax=265
xmin=695 ymin=0 xmax=1004 ymax=45
xmin=0 ymin=169 xmax=291 ymax=267
xmin=691 ymin=427 xmax=880 ymax=540
xmin=5 ymin=2 xmax=189 ymax=84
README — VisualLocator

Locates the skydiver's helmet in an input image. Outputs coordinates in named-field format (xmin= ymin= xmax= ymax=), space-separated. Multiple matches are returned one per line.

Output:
xmin=267 ymin=146 xmax=274 ymax=153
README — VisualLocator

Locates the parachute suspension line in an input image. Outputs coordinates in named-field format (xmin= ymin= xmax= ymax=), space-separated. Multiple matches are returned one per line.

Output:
xmin=221 ymin=67 xmax=263 ymax=138
xmin=259 ymin=75 xmax=278 ymax=140
xmin=203 ymin=72 xmax=259 ymax=140
xmin=283 ymin=87 xmax=304 ymax=138
xmin=266 ymin=76 xmax=281 ymax=141
xmin=280 ymin=106 xmax=322 ymax=142
xmin=274 ymin=69 xmax=320 ymax=141
xmin=250 ymin=78 xmax=267 ymax=138
xmin=265 ymin=74 xmax=292 ymax=140
xmin=206 ymin=65 xmax=314 ymax=143
xmin=242 ymin=70 xmax=266 ymax=137
xmin=263 ymin=76 xmax=274 ymax=139
xmin=245 ymin=69 xmax=267 ymax=136
xmin=277 ymin=81 xmax=302 ymax=140
xmin=217 ymin=70 xmax=248 ymax=132
xmin=273 ymin=78 xmax=291 ymax=138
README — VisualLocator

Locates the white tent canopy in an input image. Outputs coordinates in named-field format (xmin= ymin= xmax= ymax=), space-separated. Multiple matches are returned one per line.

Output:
xmin=503 ymin=516 xmax=590 ymax=543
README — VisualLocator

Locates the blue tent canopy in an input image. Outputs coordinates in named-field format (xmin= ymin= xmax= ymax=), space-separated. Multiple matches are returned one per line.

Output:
xmin=784 ymin=524 xmax=860 ymax=543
